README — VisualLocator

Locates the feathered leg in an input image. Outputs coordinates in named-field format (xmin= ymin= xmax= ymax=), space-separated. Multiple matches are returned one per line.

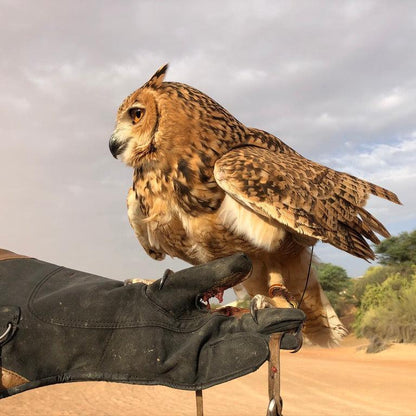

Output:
xmin=242 ymin=248 xmax=347 ymax=346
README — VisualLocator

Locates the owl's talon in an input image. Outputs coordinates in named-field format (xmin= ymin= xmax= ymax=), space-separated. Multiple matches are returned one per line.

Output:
xmin=124 ymin=278 xmax=154 ymax=286
xmin=250 ymin=297 xmax=259 ymax=324
xmin=290 ymin=323 xmax=304 ymax=353
xmin=159 ymin=268 xmax=174 ymax=290
xmin=250 ymin=294 xmax=273 ymax=323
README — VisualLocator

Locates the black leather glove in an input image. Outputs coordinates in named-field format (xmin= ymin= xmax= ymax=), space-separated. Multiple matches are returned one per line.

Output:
xmin=0 ymin=249 xmax=305 ymax=398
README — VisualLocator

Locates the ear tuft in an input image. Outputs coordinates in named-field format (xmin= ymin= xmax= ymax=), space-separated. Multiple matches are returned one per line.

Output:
xmin=145 ymin=64 xmax=169 ymax=88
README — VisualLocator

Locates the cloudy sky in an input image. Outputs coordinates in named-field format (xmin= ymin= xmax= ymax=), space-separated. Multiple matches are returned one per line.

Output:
xmin=1 ymin=1 xmax=415 ymax=297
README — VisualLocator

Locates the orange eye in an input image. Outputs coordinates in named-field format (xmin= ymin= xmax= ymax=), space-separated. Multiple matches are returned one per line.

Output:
xmin=129 ymin=107 xmax=145 ymax=124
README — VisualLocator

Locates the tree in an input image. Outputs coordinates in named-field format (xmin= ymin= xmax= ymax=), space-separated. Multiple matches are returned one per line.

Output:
xmin=317 ymin=263 xmax=349 ymax=293
xmin=376 ymin=230 xmax=416 ymax=265
xmin=316 ymin=263 xmax=351 ymax=315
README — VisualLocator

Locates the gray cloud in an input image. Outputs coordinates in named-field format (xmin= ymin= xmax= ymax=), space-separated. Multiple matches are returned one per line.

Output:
xmin=1 ymin=0 xmax=415 ymax=288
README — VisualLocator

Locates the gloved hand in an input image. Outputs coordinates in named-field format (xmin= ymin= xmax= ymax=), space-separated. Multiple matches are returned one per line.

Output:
xmin=0 ymin=249 xmax=305 ymax=398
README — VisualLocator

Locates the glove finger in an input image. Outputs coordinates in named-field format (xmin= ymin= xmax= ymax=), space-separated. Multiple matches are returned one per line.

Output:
xmin=231 ymin=307 xmax=305 ymax=337
xmin=147 ymin=253 xmax=252 ymax=313
xmin=253 ymin=308 xmax=305 ymax=334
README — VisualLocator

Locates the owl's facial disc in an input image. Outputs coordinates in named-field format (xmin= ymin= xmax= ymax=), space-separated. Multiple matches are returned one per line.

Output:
xmin=109 ymin=128 xmax=152 ymax=165
xmin=109 ymin=99 xmax=156 ymax=166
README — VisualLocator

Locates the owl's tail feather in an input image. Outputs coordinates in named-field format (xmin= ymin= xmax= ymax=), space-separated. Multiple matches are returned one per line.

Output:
xmin=301 ymin=285 xmax=348 ymax=347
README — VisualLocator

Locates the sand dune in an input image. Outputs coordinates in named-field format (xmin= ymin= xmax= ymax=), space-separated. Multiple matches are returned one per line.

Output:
xmin=1 ymin=336 xmax=415 ymax=416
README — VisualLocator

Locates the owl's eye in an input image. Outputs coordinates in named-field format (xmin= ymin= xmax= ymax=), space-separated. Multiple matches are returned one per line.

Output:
xmin=129 ymin=107 xmax=145 ymax=124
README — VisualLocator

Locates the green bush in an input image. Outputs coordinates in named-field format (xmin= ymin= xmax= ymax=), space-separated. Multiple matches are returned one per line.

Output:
xmin=352 ymin=266 xmax=392 ymax=303
xmin=351 ymin=264 xmax=414 ymax=305
xmin=354 ymin=270 xmax=416 ymax=343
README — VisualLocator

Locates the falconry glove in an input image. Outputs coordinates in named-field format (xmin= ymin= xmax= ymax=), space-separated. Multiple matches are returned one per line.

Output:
xmin=0 ymin=249 xmax=305 ymax=398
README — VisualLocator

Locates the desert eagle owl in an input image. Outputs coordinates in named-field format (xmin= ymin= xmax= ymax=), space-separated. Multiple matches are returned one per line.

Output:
xmin=109 ymin=64 xmax=400 ymax=346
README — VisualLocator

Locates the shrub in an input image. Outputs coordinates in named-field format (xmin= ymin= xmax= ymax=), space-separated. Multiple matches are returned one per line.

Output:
xmin=354 ymin=270 xmax=416 ymax=343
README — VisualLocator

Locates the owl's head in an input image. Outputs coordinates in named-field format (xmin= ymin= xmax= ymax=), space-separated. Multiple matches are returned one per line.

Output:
xmin=109 ymin=64 xmax=243 ymax=167
xmin=109 ymin=64 xmax=170 ymax=166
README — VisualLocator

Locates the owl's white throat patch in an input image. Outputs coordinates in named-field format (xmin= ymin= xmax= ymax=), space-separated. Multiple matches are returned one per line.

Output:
xmin=218 ymin=195 xmax=286 ymax=251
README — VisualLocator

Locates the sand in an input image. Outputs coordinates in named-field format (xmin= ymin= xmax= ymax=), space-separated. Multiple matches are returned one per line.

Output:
xmin=1 ymin=336 xmax=415 ymax=416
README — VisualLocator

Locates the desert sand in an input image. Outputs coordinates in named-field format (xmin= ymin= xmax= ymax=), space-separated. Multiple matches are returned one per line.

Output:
xmin=1 ymin=336 xmax=415 ymax=416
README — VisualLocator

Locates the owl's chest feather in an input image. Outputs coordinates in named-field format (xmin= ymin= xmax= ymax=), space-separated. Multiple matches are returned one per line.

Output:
xmin=129 ymin=163 xmax=222 ymax=260
xmin=129 ymin=163 xmax=287 ymax=263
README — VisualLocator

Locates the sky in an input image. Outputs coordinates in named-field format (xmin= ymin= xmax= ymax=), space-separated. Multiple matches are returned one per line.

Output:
xmin=1 ymin=1 xmax=415 ymax=301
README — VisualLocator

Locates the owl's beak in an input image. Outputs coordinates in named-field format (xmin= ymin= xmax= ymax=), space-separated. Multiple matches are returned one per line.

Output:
xmin=109 ymin=135 xmax=126 ymax=159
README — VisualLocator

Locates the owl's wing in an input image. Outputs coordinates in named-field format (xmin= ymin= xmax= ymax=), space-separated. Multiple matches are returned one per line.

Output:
xmin=213 ymin=145 xmax=401 ymax=260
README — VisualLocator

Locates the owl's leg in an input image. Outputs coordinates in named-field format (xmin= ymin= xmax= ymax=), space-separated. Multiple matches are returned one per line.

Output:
xmin=240 ymin=258 xmax=268 ymax=297
xmin=241 ymin=258 xmax=294 ymax=312
xmin=267 ymin=269 xmax=297 ymax=308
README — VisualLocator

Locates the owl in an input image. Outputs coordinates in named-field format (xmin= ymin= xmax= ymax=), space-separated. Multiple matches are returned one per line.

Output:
xmin=109 ymin=64 xmax=400 ymax=346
